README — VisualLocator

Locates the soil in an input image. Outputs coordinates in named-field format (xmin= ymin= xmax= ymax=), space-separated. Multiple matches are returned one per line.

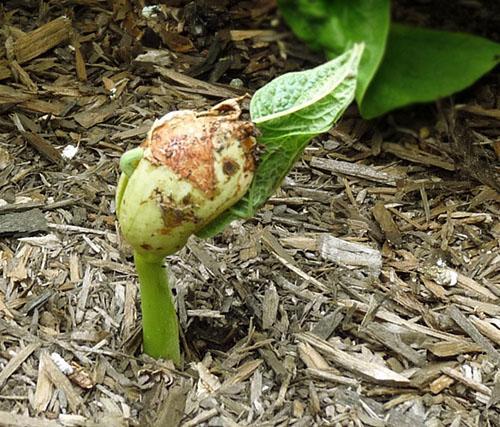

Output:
xmin=0 ymin=1 xmax=499 ymax=426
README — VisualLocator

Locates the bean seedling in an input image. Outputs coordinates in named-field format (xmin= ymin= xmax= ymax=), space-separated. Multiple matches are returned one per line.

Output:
xmin=115 ymin=44 xmax=363 ymax=363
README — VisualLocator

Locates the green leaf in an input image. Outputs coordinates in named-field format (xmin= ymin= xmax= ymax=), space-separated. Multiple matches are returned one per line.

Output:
xmin=197 ymin=44 xmax=363 ymax=239
xmin=360 ymin=24 xmax=500 ymax=118
xmin=278 ymin=0 xmax=390 ymax=103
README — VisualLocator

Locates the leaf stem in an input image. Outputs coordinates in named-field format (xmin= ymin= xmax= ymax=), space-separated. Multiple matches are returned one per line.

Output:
xmin=133 ymin=251 xmax=180 ymax=364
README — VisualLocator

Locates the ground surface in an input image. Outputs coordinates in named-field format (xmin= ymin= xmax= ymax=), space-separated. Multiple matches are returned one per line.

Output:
xmin=0 ymin=1 xmax=499 ymax=426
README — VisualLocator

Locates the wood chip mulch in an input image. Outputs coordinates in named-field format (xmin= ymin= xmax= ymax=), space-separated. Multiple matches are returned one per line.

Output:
xmin=0 ymin=1 xmax=499 ymax=426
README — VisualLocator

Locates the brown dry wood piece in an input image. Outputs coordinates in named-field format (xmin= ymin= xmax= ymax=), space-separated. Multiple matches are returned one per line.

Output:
xmin=470 ymin=316 xmax=500 ymax=346
xmin=154 ymin=66 xmax=241 ymax=99
xmin=0 ymin=84 xmax=66 ymax=115
xmin=260 ymin=229 xmax=296 ymax=265
xmin=261 ymin=230 xmax=330 ymax=293
xmin=382 ymin=142 xmax=455 ymax=171
xmin=10 ymin=60 xmax=37 ymax=92
xmin=311 ymin=308 xmax=344 ymax=340
xmin=0 ymin=83 xmax=32 ymax=104
xmin=222 ymin=359 xmax=263 ymax=388
xmin=49 ymin=223 xmax=107 ymax=235
xmin=258 ymin=347 xmax=287 ymax=380
xmin=318 ymin=234 xmax=382 ymax=275
xmin=76 ymin=267 xmax=93 ymax=323
xmin=152 ymin=382 xmax=189 ymax=427
xmin=338 ymin=298 xmax=462 ymax=342
xmin=297 ymin=332 xmax=411 ymax=386
xmin=33 ymin=350 xmax=54 ymax=413
xmin=383 ymin=393 xmax=420 ymax=411
xmin=188 ymin=242 xmax=223 ymax=276
xmin=448 ymin=305 xmax=500 ymax=364
xmin=186 ymin=309 xmax=224 ymax=319
xmin=0 ymin=410 xmax=61 ymax=427
xmin=73 ymin=103 xmax=117 ymax=129
xmin=0 ymin=17 xmax=72 ymax=82
xmin=21 ymin=131 xmax=64 ymax=166
xmin=372 ymin=202 xmax=402 ymax=245
xmin=427 ymin=341 xmax=484 ymax=357
xmin=488 ymin=372 xmax=500 ymax=408
xmin=14 ymin=17 xmax=72 ymax=64
xmin=308 ymin=381 xmax=321 ymax=416
xmin=218 ymin=415 xmax=245 ymax=427
xmin=455 ymin=104 xmax=500 ymax=120
xmin=262 ymin=283 xmax=279 ymax=329
xmin=274 ymin=274 xmax=323 ymax=302
xmin=310 ymin=157 xmax=398 ymax=185
xmin=0 ymin=198 xmax=80 ymax=214
xmin=72 ymin=37 xmax=87 ymax=82
xmin=181 ymin=408 xmax=219 ymax=427
xmin=292 ymin=187 xmax=333 ymax=203
xmin=0 ymin=208 xmax=48 ymax=235
xmin=429 ymin=374 xmax=455 ymax=394
xmin=298 ymin=342 xmax=330 ymax=370
xmin=41 ymin=352 xmax=84 ymax=412
xmin=229 ymin=29 xmax=280 ymax=41
xmin=0 ymin=60 xmax=10 ymax=80
xmin=0 ymin=294 xmax=14 ymax=319
xmin=442 ymin=367 xmax=491 ymax=397
xmin=410 ymin=361 xmax=457 ymax=388
xmin=457 ymin=273 xmax=497 ymax=300
xmin=451 ymin=295 xmax=500 ymax=316
xmin=0 ymin=342 xmax=40 ymax=389
xmin=364 ymin=323 xmax=426 ymax=367
xmin=111 ymin=122 xmax=152 ymax=140
xmin=23 ymin=98 xmax=67 ymax=115
xmin=306 ymin=367 xmax=359 ymax=386
xmin=421 ymin=277 xmax=447 ymax=299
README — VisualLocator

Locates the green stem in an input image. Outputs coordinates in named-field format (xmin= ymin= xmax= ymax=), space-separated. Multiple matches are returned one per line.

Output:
xmin=133 ymin=251 xmax=181 ymax=364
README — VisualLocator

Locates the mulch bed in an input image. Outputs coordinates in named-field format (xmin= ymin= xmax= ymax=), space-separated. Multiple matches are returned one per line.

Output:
xmin=0 ymin=1 xmax=499 ymax=426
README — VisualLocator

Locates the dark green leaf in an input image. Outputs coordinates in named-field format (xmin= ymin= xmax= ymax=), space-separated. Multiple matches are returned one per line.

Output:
xmin=360 ymin=24 xmax=500 ymax=118
xmin=278 ymin=0 xmax=390 ymax=103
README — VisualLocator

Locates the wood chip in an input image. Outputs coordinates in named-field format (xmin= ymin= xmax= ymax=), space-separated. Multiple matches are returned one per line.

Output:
xmin=365 ymin=323 xmax=426 ymax=367
xmin=382 ymin=142 xmax=455 ymax=171
xmin=262 ymin=283 xmax=279 ymax=329
xmin=297 ymin=332 xmax=411 ymax=386
xmin=152 ymin=382 xmax=189 ymax=427
xmin=0 ymin=208 xmax=48 ymax=235
xmin=73 ymin=103 xmax=117 ymax=128
xmin=14 ymin=16 xmax=72 ymax=64
xmin=311 ymin=157 xmax=398 ymax=185
xmin=372 ymin=202 xmax=402 ymax=245
xmin=429 ymin=374 xmax=455 ymax=394
xmin=442 ymin=367 xmax=491 ymax=397
xmin=306 ymin=367 xmax=358 ymax=386
xmin=410 ymin=361 xmax=458 ymax=388
xmin=21 ymin=131 xmax=64 ymax=166
xmin=33 ymin=351 xmax=54 ymax=413
xmin=298 ymin=342 xmax=330 ymax=370
xmin=448 ymin=305 xmax=500 ymax=364
xmin=427 ymin=341 xmax=483 ymax=357
xmin=0 ymin=411 xmax=60 ymax=427
xmin=318 ymin=234 xmax=382 ymax=275
xmin=0 ymin=342 xmax=40 ymax=390
xmin=41 ymin=352 xmax=84 ymax=412
xmin=154 ymin=66 xmax=240 ymax=99
xmin=469 ymin=316 xmax=500 ymax=346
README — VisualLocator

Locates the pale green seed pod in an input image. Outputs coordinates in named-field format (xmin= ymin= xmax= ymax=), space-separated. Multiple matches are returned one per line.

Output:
xmin=116 ymin=98 xmax=256 ymax=260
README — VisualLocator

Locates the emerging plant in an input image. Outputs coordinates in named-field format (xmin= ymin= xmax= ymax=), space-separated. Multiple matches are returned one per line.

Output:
xmin=116 ymin=44 xmax=363 ymax=363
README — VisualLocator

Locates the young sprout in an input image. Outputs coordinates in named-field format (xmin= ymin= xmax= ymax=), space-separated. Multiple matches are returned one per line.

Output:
xmin=116 ymin=98 xmax=257 ymax=363
xmin=115 ymin=46 xmax=363 ymax=363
